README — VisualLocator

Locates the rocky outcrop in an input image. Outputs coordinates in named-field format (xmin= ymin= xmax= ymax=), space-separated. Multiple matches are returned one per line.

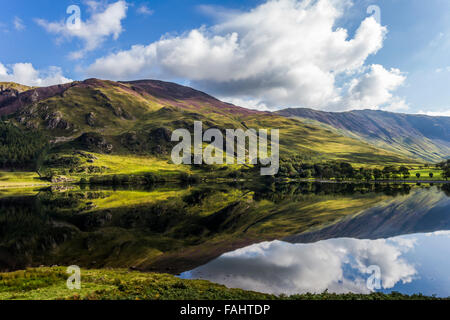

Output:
xmin=77 ymin=133 xmax=113 ymax=153
xmin=150 ymin=127 xmax=172 ymax=143
xmin=51 ymin=175 xmax=71 ymax=184
xmin=86 ymin=112 xmax=96 ymax=126
xmin=45 ymin=111 xmax=71 ymax=130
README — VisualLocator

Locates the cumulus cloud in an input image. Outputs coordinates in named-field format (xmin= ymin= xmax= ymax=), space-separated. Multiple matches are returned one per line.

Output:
xmin=0 ymin=62 xmax=72 ymax=87
xmin=36 ymin=0 xmax=128 ymax=59
xmin=184 ymin=237 xmax=418 ymax=295
xmin=84 ymin=0 xmax=405 ymax=111
xmin=345 ymin=64 xmax=407 ymax=110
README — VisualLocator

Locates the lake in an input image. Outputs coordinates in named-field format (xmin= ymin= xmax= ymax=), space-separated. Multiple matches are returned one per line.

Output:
xmin=1 ymin=182 xmax=449 ymax=296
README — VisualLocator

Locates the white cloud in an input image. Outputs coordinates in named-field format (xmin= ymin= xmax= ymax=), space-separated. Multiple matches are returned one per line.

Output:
xmin=36 ymin=0 xmax=128 ymax=59
xmin=0 ymin=62 xmax=72 ymax=87
xmin=383 ymin=99 xmax=409 ymax=112
xmin=13 ymin=16 xmax=25 ymax=31
xmin=85 ymin=0 xmax=405 ymax=111
xmin=196 ymin=4 xmax=242 ymax=22
xmin=417 ymin=109 xmax=450 ymax=117
xmin=345 ymin=64 xmax=407 ymax=111
xmin=137 ymin=4 xmax=154 ymax=16
xmin=220 ymin=96 xmax=271 ymax=111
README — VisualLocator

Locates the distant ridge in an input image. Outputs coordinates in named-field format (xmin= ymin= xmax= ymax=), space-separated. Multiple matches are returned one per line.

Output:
xmin=278 ymin=108 xmax=450 ymax=162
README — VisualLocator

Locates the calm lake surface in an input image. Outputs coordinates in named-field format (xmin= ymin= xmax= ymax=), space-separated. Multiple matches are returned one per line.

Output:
xmin=1 ymin=182 xmax=449 ymax=296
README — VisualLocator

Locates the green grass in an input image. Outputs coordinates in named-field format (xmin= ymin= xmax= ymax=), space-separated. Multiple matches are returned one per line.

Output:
xmin=91 ymin=153 xmax=190 ymax=176
xmin=0 ymin=267 xmax=443 ymax=300
xmin=409 ymin=167 xmax=446 ymax=180
xmin=0 ymin=171 xmax=49 ymax=188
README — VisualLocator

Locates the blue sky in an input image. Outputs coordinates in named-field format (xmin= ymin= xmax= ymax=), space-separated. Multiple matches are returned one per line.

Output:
xmin=0 ymin=0 xmax=449 ymax=115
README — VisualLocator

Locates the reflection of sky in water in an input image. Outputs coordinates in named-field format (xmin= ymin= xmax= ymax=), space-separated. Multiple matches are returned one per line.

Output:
xmin=180 ymin=232 xmax=450 ymax=297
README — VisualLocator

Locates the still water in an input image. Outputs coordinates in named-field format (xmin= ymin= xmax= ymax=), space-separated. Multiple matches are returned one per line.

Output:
xmin=181 ymin=232 xmax=450 ymax=297
xmin=1 ymin=183 xmax=449 ymax=296
xmin=181 ymin=185 xmax=450 ymax=297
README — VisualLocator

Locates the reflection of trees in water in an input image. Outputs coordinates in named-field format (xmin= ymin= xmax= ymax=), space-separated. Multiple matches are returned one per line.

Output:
xmin=252 ymin=182 xmax=412 ymax=203
xmin=0 ymin=183 xmax=443 ymax=272
xmin=0 ymin=196 xmax=76 ymax=271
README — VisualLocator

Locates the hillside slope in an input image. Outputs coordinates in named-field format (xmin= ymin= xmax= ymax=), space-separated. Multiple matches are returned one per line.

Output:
xmin=0 ymin=79 xmax=417 ymax=176
xmin=277 ymin=108 xmax=450 ymax=162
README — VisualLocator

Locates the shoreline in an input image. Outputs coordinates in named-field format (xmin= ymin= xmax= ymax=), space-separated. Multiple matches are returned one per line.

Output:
xmin=0 ymin=267 xmax=447 ymax=300
xmin=1 ymin=178 xmax=449 ymax=190
xmin=291 ymin=178 xmax=449 ymax=184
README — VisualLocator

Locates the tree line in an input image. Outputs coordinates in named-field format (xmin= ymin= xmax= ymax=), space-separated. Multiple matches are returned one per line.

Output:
xmin=277 ymin=158 xmax=450 ymax=181
xmin=0 ymin=121 xmax=48 ymax=170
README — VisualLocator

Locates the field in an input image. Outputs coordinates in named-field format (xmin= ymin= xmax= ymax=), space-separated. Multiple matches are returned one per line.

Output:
xmin=410 ymin=167 xmax=446 ymax=180
xmin=77 ymin=153 xmax=191 ymax=177
xmin=0 ymin=172 xmax=50 ymax=188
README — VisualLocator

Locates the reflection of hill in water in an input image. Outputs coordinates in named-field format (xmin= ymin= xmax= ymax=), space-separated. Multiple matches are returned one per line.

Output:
xmin=1 ymin=183 xmax=448 ymax=273
xmin=286 ymin=187 xmax=450 ymax=243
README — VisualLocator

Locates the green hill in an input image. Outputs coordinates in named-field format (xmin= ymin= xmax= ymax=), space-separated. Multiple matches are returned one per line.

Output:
xmin=0 ymin=79 xmax=419 ymax=179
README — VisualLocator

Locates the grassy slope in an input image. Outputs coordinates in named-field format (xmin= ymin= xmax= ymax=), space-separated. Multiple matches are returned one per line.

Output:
xmin=6 ymin=79 xmax=419 ymax=182
xmin=245 ymin=115 xmax=417 ymax=166
xmin=279 ymin=112 xmax=449 ymax=163
xmin=0 ymin=267 xmax=441 ymax=300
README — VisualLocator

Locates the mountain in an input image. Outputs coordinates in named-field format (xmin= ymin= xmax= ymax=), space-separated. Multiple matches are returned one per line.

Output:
xmin=0 ymin=79 xmax=419 ymax=176
xmin=277 ymin=108 xmax=450 ymax=162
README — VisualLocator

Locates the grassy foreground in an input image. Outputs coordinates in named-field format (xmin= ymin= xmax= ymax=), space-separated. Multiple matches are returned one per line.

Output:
xmin=0 ymin=267 xmax=443 ymax=300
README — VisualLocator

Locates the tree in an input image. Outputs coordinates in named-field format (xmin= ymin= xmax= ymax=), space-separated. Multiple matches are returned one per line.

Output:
xmin=373 ymin=168 xmax=382 ymax=180
xmin=443 ymin=168 xmax=450 ymax=181
xmin=322 ymin=167 xmax=334 ymax=180
xmin=0 ymin=122 xmax=48 ymax=170
xmin=382 ymin=166 xmax=394 ymax=180
xmin=429 ymin=172 xmax=434 ymax=179
xmin=399 ymin=166 xmax=410 ymax=179
xmin=340 ymin=162 xmax=355 ymax=179
xmin=362 ymin=169 xmax=373 ymax=181
xmin=416 ymin=173 xmax=421 ymax=179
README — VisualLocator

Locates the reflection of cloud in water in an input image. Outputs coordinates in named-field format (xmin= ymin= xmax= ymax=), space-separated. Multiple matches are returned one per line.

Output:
xmin=183 ymin=238 xmax=418 ymax=295
xmin=427 ymin=230 xmax=450 ymax=237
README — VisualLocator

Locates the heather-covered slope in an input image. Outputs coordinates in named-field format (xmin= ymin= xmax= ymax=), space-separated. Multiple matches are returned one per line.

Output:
xmin=278 ymin=108 xmax=450 ymax=162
